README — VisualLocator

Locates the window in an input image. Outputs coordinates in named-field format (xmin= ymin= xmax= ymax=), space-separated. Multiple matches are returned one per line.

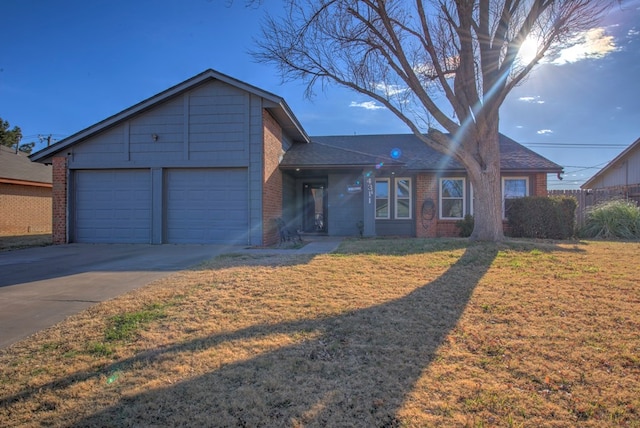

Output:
xmin=440 ymin=178 xmax=465 ymax=219
xmin=375 ymin=177 xmax=413 ymax=219
xmin=395 ymin=178 xmax=412 ymax=219
xmin=375 ymin=179 xmax=390 ymax=219
xmin=502 ymin=177 xmax=529 ymax=218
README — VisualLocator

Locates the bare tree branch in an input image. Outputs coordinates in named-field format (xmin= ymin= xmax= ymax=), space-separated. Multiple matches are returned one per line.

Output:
xmin=252 ymin=0 xmax=615 ymax=241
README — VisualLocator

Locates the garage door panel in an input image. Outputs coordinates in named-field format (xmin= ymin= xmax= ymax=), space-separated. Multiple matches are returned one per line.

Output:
xmin=74 ymin=170 xmax=151 ymax=243
xmin=166 ymin=168 xmax=248 ymax=244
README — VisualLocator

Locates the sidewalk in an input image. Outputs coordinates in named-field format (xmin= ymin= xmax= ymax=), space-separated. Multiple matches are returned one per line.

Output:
xmin=240 ymin=236 xmax=344 ymax=255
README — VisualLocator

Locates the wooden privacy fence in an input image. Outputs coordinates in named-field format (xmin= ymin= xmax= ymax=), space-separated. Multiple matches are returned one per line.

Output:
xmin=548 ymin=185 xmax=640 ymax=227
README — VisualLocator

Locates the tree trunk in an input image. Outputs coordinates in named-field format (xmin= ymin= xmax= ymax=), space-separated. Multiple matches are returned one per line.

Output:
xmin=464 ymin=125 xmax=505 ymax=242
xmin=469 ymin=167 xmax=505 ymax=241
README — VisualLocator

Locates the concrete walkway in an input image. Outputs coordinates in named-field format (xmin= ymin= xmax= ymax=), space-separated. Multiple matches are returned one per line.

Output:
xmin=0 ymin=237 xmax=343 ymax=350
xmin=241 ymin=236 xmax=344 ymax=255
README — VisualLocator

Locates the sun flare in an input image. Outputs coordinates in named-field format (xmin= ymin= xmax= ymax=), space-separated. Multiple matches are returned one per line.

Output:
xmin=517 ymin=36 xmax=540 ymax=65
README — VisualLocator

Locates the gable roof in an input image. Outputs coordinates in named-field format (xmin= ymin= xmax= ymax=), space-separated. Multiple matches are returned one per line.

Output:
xmin=30 ymin=69 xmax=310 ymax=163
xmin=0 ymin=145 xmax=52 ymax=186
xmin=581 ymin=137 xmax=640 ymax=189
xmin=281 ymin=133 xmax=563 ymax=173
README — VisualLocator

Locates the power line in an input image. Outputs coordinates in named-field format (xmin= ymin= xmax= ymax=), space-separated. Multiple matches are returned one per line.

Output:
xmin=562 ymin=163 xmax=609 ymax=168
xmin=561 ymin=161 xmax=611 ymax=174
xmin=522 ymin=142 xmax=627 ymax=149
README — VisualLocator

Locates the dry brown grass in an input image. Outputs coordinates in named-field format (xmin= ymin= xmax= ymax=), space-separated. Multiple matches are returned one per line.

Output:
xmin=0 ymin=234 xmax=52 ymax=252
xmin=0 ymin=238 xmax=638 ymax=427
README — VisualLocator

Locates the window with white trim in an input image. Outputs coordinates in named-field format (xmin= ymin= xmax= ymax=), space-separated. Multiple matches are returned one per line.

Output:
xmin=375 ymin=179 xmax=390 ymax=219
xmin=502 ymin=177 xmax=529 ymax=218
xmin=440 ymin=178 xmax=465 ymax=219
xmin=395 ymin=178 xmax=412 ymax=219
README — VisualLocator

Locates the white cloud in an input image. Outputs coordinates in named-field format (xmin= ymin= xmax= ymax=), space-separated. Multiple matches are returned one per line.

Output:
xmin=518 ymin=96 xmax=545 ymax=104
xmin=374 ymin=82 xmax=409 ymax=97
xmin=628 ymin=28 xmax=640 ymax=38
xmin=349 ymin=101 xmax=385 ymax=110
xmin=537 ymin=129 xmax=553 ymax=135
xmin=552 ymin=28 xmax=618 ymax=65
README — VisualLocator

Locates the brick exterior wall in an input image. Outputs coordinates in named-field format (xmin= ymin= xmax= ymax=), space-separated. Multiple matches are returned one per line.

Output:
xmin=52 ymin=157 xmax=68 ymax=244
xmin=414 ymin=173 xmax=465 ymax=238
xmin=415 ymin=173 xmax=438 ymax=238
xmin=415 ymin=172 xmax=551 ymax=238
xmin=533 ymin=173 xmax=548 ymax=196
xmin=0 ymin=183 xmax=52 ymax=235
xmin=262 ymin=110 xmax=284 ymax=246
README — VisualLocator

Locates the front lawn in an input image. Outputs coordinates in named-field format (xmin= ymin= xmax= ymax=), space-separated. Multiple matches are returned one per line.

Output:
xmin=1 ymin=239 xmax=638 ymax=427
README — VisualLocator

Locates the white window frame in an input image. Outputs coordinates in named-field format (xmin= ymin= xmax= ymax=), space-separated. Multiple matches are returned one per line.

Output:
xmin=375 ymin=178 xmax=390 ymax=219
xmin=502 ymin=177 xmax=529 ymax=218
xmin=469 ymin=183 xmax=474 ymax=216
xmin=394 ymin=177 xmax=412 ymax=219
xmin=439 ymin=177 xmax=466 ymax=220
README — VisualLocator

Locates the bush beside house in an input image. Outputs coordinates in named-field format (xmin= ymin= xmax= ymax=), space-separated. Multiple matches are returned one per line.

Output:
xmin=507 ymin=196 xmax=576 ymax=239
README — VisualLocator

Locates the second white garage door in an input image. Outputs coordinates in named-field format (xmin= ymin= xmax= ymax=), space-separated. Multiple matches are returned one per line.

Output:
xmin=165 ymin=168 xmax=248 ymax=244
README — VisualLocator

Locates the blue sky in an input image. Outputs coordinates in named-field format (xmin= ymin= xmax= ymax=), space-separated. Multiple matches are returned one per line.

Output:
xmin=2 ymin=0 xmax=639 ymax=189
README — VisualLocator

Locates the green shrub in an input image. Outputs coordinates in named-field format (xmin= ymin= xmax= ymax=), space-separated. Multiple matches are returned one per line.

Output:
xmin=456 ymin=214 xmax=474 ymax=237
xmin=507 ymin=196 xmax=576 ymax=239
xmin=579 ymin=199 xmax=640 ymax=240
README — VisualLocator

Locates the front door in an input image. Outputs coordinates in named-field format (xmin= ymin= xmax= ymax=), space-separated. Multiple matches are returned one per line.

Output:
xmin=303 ymin=183 xmax=327 ymax=233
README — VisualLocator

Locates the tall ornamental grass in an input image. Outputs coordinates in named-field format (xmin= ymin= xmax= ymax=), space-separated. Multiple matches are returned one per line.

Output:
xmin=580 ymin=199 xmax=640 ymax=239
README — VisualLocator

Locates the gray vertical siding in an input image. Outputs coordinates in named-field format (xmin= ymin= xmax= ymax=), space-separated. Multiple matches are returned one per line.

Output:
xmin=374 ymin=174 xmax=416 ymax=237
xmin=129 ymin=98 xmax=185 ymax=161
xmin=328 ymin=173 xmax=363 ymax=236
xmin=151 ymin=168 xmax=163 ymax=244
xmin=282 ymin=173 xmax=299 ymax=229
xmin=67 ymin=80 xmax=254 ymax=169
xmin=188 ymin=81 xmax=249 ymax=162
xmin=591 ymin=148 xmax=640 ymax=188
xmin=64 ymin=79 xmax=266 ymax=245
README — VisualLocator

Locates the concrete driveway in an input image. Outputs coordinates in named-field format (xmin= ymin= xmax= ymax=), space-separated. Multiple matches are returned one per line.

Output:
xmin=0 ymin=243 xmax=242 ymax=349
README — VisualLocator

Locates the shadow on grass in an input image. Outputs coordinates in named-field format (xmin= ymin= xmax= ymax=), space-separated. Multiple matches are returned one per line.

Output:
xmin=336 ymin=236 xmax=586 ymax=257
xmin=62 ymin=244 xmax=499 ymax=426
xmin=0 ymin=239 xmax=583 ymax=425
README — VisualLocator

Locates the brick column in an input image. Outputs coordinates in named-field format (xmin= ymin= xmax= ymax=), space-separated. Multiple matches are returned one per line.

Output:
xmin=262 ymin=111 xmax=283 ymax=246
xmin=416 ymin=173 xmax=438 ymax=238
xmin=52 ymin=157 xmax=68 ymax=244
xmin=534 ymin=173 xmax=548 ymax=196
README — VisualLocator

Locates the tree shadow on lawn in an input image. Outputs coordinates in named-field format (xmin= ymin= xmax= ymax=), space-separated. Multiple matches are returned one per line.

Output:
xmin=335 ymin=236 xmax=586 ymax=257
xmin=70 ymin=245 xmax=499 ymax=427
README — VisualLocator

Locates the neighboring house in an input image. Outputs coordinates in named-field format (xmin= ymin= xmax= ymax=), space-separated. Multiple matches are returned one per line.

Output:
xmin=30 ymin=69 xmax=562 ymax=245
xmin=581 ymin=137 xmax=640 ymax=204
xmin=0 ymin=145 xmax=52 ymax=235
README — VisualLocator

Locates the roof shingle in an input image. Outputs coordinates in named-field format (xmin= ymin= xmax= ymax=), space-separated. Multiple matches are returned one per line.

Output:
xmin=0 ymin=145 xmax=52 ymax=184
xmin=281 ymin=133 xmax=562 ymax=172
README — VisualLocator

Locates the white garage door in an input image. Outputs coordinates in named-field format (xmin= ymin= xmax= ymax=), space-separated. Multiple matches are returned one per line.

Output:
xmin=166 ymin=168 xmax=248 ymax=244
xmin=74 ymin=170 xmax=151 ymax=243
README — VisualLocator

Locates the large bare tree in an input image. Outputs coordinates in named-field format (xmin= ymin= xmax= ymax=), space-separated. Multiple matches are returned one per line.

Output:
xmin=254 ymin=0 xmax=613 ymax=241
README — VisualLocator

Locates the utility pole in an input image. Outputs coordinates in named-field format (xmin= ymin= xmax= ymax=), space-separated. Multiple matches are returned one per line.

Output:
xmin=38 ymin=134 xmax=53 ymax=147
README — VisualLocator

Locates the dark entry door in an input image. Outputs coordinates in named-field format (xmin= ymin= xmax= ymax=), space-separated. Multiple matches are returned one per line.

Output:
xmin=303 ymin=183 xmax=327 ymax=233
